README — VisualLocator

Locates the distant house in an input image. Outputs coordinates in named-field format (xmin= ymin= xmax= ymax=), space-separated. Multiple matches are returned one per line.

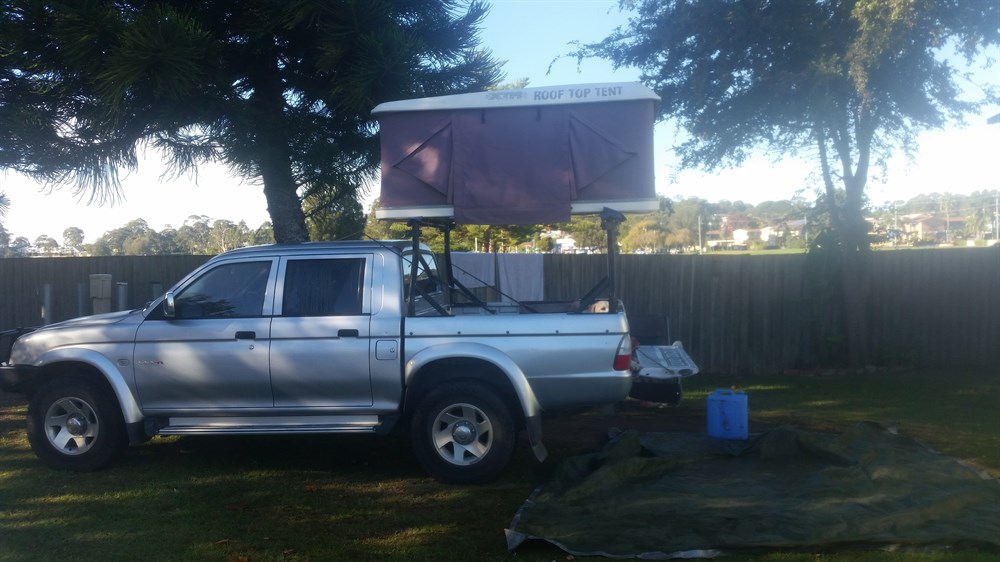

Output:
xmin=554 ymin=237 xmax=577 ymax=253
xmin=704 ymin=229 xmax=738 ymax=250
xmin=732 ymin=228 xmax=761 ymax=245
xmin=900 ymin=213 xmax=932 ymax=240
xmin=759 ymin=226 xmax=777 ymax=244
xmin=539 ymin=229 xmax=577 ymax=253
xmin=761 ymin=219 xmax=806 ymax=241
xmin=901 ymin=213 xmax=964 ymax=242
xmin=783 ymin=219 xmax=807 ymax=238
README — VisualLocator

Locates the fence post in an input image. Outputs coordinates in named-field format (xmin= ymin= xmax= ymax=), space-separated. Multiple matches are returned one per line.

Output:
xmin=90 ymin=274 xmax=112 ymax=314
xmin=77 ymin=282 xmax=88 ymax=317
xmin=150 ymin=282 xmax=163 ymax=301
xmin=41 ymin=284 xmax=53 ymax=325
xmin=115 ymin=282 xmax=129 ymax=312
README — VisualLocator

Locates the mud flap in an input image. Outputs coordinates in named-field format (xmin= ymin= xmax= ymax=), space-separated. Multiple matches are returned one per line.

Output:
xmin=525 ymin=414 xmax=548 ymax=462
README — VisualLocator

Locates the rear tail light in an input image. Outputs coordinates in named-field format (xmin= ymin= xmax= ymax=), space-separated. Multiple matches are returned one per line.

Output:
xmin=613 ymin=335 xmax=633 ymax=371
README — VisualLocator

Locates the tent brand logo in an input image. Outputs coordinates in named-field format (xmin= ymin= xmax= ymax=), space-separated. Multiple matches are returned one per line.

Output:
xmin=486 ymin=91 xmax=527 ymax=101
xmin=534 ymin=86 xmax=624 ymax=101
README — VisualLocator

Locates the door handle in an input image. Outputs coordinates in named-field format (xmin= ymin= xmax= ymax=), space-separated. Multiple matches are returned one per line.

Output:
xmin=235 ymin=331 xmax=256 ymax=340
xmin=338 ymin=329 xmax=359 ymax=338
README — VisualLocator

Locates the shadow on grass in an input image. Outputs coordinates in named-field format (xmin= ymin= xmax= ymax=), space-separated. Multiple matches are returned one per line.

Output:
xmin=0 ymin=402 xmax=557 ymax=562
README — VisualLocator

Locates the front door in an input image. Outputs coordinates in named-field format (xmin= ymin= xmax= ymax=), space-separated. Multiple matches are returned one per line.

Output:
xmin=134 ymin=258 xmax=277 ymax=410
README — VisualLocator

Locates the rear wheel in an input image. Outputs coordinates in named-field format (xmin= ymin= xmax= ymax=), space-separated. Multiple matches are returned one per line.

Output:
xmin=410 ymin=381 xmax=516 ymax=484
xmin=27 ymin=376 xmax=127 ymax=471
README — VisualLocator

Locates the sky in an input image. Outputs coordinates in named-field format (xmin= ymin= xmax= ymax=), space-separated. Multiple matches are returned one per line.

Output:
xmin=2 ymin=0 xmax=998 ymax=244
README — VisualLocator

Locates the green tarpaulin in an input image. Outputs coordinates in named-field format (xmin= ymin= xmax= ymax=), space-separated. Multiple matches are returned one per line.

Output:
xmin=507 ymin=423 xmax=1000 ymax=559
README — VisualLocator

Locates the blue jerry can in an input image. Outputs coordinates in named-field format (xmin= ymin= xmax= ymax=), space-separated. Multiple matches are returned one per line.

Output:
xmin=707 ymin=389 xmax=748 ymax=440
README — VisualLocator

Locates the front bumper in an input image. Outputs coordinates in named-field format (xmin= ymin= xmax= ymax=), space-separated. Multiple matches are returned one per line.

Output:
xmin=0 ymin=364 xmax=33 ymax=393
xmin=1 ymin=327 xmax=37 ymax=394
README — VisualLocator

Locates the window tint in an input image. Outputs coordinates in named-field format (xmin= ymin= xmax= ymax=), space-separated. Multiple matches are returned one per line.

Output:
xmin=175 ymin=261 xmax=272 ymax=319
xmin=282 ymin=258 xmax=364 ymax=317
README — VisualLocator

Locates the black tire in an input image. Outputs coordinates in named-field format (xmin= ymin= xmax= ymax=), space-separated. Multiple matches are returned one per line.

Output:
xmin=410 ymin=381 xmax=516 ymax=484
xmin=27 ymin=376 xmax=127 ymax=471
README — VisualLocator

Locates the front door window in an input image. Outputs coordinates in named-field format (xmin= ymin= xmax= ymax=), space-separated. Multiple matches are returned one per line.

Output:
xmin=174 ymin=261 xmax=273 ymax=318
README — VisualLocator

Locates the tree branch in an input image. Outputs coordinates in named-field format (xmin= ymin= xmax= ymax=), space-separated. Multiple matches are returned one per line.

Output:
xmin=814 ymin=122 xmax=842 ymax=231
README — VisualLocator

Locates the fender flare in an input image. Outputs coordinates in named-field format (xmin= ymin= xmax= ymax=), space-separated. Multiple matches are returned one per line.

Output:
xmin=34 ymin=348 xmax=144 ymax=426
xmin=404 ymin=342 xmax=548 ymax=460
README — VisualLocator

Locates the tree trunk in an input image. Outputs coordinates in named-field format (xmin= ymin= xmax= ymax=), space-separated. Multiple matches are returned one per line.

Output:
xmin=814 ymin=125 xmax=873 ymax=368
xmin=839 ymin=153 xmax=873 ymax=367
xmin=249 ymin=51 xmax=310 ymax=244
xmin=260 ymin=155 xmax=309 ymax=244
xmin=841 ymin=248 xmax=871 ymax=367
xmin=482 ymin=227 xmax=494 ymax=253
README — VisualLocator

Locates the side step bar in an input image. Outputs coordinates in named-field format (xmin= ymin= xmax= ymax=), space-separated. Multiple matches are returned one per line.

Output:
xmin=157 ymin=415 xmax=381 ymax=436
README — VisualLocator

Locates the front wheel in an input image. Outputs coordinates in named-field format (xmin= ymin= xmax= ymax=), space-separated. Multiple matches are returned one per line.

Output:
xmin=410 ymin=382 xmax=516 ymax=484
xmin=27 ymin=376 xmax=127 ymax=471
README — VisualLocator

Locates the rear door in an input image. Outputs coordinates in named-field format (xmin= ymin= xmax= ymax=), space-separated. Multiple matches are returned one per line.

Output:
xmin=269 ymin=254 xmax=373 ymax=407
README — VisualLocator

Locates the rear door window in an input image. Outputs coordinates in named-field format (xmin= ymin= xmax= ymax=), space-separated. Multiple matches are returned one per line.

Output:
xmin=281 ymin=258 xmax=365 ymax=317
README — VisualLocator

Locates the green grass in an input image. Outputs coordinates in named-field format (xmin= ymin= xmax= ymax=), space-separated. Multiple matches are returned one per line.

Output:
xmin=681 ymin=370 xmax=1000 ymax=474
xmin=1 ymin=370 xmax=998 ymax=561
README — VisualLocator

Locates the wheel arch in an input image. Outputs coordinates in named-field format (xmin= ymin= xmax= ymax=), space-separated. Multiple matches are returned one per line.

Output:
xmin=403 ymin=344 xmax=542 ymax=423
xmin=26 ymin=362 xmax=131 ymax=470
xmin=402 ymin=343 xmax=547 ymax=460
xmin=28 ymin=350 xmax=143 ymax=427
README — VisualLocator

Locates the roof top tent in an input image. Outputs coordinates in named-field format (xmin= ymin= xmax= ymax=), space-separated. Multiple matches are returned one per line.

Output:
xmin=372 ymin=82 xmax=661 ymax=315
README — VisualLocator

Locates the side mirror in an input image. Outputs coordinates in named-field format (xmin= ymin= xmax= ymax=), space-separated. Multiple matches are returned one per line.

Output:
xmin=417 ymin=277 xmax=439 ymax=295
xmin=162 ymin=292 xmax=176 ymax=319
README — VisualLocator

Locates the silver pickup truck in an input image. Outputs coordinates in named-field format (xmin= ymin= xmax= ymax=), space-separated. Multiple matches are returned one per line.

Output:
xmin=0 ymin=240 xmax=636 ymax=483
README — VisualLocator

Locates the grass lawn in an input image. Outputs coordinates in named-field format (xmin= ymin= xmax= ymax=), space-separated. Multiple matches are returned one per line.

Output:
xmin=1 ymin=369 xmax=998 ymax=562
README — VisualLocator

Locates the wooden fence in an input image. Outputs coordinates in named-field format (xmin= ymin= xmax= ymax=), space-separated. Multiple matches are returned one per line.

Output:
xmin=545 ymin=249 xmax=999 ymax=374
xmin=2 ymin=249 xmax=997 ymax=373
xmin=0 ymin=255 xmax=210 ymax=329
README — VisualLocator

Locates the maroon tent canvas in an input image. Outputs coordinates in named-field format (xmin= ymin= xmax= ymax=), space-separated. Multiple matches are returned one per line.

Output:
xmin=373 ymin=83 xmax=659 ymax=224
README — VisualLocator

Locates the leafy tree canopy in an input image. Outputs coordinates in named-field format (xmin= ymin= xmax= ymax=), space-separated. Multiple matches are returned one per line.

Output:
xmin=573 ymin=0 xmax=999 ymax=250
xmin=0 ymin=0 xmax=501 ymax=243
xmin=61 ymin=226 xmax=84 ymax=251
xmin=305 ymin=192 xmax=366 ymax=242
